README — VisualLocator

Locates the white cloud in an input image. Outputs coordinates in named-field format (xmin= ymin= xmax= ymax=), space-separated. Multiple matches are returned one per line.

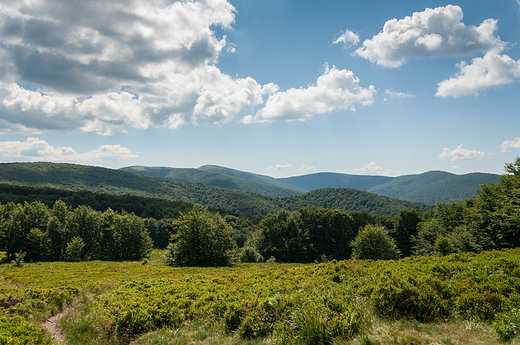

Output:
xmin=384 ymin=89 xmax=413 ymax=99
xmin=298 ymin=165 xmax=315 ymax=173
xmin=436 ymin=50 xmax=520 ymax=98
xmin=439 ymin=144 xmax=485 ymax=161
xmin=0 ymin=137 xmax=136 ymax=162
xmin=501 ymin=138 xmax=520 ymax=153
xmin=275 ymin=164 xmax=292 ymax=170
xmin=0 ymin=0 xmax=274 ymax=134
xmin=346 ymin=162 xmax=392 ymax=176
xmin=332 ymin=29 xmax=360 ymax=47
xmin=250 ymin=65 xmax=375 ymax=123
xmin=355 ymin=5 xmax=504 ymax=68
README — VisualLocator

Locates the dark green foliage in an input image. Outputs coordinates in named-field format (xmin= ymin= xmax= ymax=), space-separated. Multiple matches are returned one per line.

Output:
xmin=257 ymin=207 xmax=373 ymax=263
xmin=164 ymin=204 xmax=236 ymax=267
xmin=256 ymin=210 xmax=305 ymax=263
xmin=0 ymin=200 xmax=153 ymax=262
xmin=394 ymin=209 xmax=423 ymax=257
xmin=351 ymin=225 xmax=400 ymax=260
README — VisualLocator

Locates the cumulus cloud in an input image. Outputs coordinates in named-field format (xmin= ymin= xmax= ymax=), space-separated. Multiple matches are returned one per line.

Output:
xmin=501 ymin=138 xmax=520 ymax=153
xmin=298 ymin=165 xmax=315 ymax=173
xmin=275 ymin=164 xmax=292 ymax=170
xmin=346 ymin=162 xmax=392 ymax=176
xmin=332 ymin=29 xmax=360 ymax=47
xmin=0 ymin=137 xmax=137 ymax=162
xmin=0 ymin=0 xmax=273 ymax=134
xmin=439 ymin=144 xmax=485 ymax=161
xmin=249 ymin=65 xmax=375 ymax=123
xmin=436 ymin=50 xmax=520 ymax=97
xmin=355 ymin=5 xmax=504 ymax=68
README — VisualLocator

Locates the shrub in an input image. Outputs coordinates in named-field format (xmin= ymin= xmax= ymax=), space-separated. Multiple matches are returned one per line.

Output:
xmin=351 ymin=225 xmax=400 ymax=260
xmin=163 ymin=204 xmax=236 ymax=267
xmin=10 ymin=251 xmax=25 ymax=267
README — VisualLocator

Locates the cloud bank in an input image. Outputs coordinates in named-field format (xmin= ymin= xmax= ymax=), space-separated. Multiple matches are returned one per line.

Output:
xmin=0 ymin=0 xmax=272 ymax=135
xmin=0 ymin=137 xmax=136 ymax=162
xmin=439 ymin=144 xmax=485 ymax=161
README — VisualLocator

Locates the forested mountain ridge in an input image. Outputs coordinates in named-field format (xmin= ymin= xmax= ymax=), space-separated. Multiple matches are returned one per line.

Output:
xmin=0 ymin=162 xmax=430 ymax=217
xmin=120 ymin=165 xmax=303 ymax=197
xmin=198 ymin=165 xmax=307 ymax=194
xmin=279 ymin=170 xmax=499 ymax=204
xmin=120 ymin=164 xmax=497 ymax=205
xmin=278 ymin=172 xmax=393 ymax=192
xmin=366 ymin=171 xmax=499 ymax=204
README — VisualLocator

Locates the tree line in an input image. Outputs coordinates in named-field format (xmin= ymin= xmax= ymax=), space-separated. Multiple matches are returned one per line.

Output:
xmin=0 ymin=200 xmax=153 ymax=262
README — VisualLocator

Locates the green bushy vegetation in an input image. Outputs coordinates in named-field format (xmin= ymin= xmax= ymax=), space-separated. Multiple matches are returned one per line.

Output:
xmin=0 ymin=200 xmax=152 ymax=262
xmin=163 ymin=205 xmax=236 ymax=267
xmin=2 ymin=249 xmax=520 ymax=344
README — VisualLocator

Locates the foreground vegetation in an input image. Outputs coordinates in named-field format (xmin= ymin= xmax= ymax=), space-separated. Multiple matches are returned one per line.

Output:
xmin=1 ymin=249 xmax=520 ymax=344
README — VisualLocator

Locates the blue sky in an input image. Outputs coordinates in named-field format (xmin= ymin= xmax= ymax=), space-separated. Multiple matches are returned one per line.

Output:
xmin=0 ymin=0 xmax=519 ymax=178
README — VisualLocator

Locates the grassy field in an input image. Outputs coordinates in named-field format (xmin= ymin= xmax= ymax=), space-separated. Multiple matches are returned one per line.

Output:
xmin=2 ymin=249 xmax=520 ymax=344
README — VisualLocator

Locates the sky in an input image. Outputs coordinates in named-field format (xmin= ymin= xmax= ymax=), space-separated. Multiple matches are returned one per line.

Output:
xmin=0 ymin=0 xmax=519 ymax=178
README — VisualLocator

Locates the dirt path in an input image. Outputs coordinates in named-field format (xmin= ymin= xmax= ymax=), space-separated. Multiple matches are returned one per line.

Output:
xmin=41 ymin=307 xmax=72 ymax=344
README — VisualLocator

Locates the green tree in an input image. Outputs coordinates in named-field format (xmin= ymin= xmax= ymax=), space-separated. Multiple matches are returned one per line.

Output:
xmin=351 ymin=225 xmax=400 ymax=260
xmin=66 ymin=236 xmax=86 ymax=261
xmin=468 ymin=157 xmax=520 ymax=250
xmin=164 ymin=204 xmax=235 ymax=267
xmin=257 ymin=210 xmax=304 ymax=262
xmin=394 ymin=209 xmax=423 ymax=257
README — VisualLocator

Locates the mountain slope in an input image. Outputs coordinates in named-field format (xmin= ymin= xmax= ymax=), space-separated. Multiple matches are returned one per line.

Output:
xmin=279 ymin=171 xmax=499 ymax=204
xmin=120 ymin=166 xmax=302 ymax=197
xmin=0 ymin=162 xmax=430 ymax=217
xmin=198 ymin=165 xmax=307 ymax=194
xmin=368 ymin=171 xmax=499 ymax=204
xmin=278 ymin=172 xmax=393 ymax=191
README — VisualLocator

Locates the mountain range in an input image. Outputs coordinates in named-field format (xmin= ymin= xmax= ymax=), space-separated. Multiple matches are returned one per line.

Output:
xmin=0 ymin=162 xmax=432 ymax=217
xmin=122 ymin=165 xmax=499 ymax=204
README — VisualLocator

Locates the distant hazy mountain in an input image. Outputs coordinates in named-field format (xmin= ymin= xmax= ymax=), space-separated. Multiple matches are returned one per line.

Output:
xmin=120 ymin=165 xmax=305 ymax=197
xmin=367 ymin=171 xmax=499 ymax=204
xmin=278 ymin=172 xmax=393 ymax=192
xmin=280 ymin=170 xmax=499 ymax=204
xmin=0 ymin=162 xmax=430 ymax=217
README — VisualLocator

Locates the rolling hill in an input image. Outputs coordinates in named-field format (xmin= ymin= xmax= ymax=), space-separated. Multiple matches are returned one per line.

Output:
xmin=0 ymin=162 xmax=430 ymax=217
xmin=120 ymin=166 xmax=304 ymax=197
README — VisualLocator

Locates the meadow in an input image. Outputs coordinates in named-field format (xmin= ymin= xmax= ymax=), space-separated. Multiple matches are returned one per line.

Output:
xmin=2 ymin=249 xmax=520 ymax=344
